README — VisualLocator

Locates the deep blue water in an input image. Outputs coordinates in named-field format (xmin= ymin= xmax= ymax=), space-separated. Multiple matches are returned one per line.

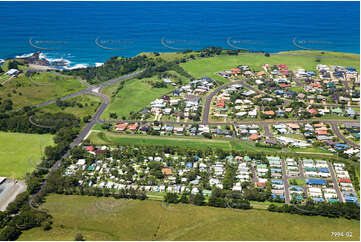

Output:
xmin=0 ymin=1 xmax=359 ymax=68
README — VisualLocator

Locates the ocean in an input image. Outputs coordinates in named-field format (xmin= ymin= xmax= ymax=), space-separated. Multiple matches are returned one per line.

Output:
xmin=0 ymin=1 xmax=359 ymax=68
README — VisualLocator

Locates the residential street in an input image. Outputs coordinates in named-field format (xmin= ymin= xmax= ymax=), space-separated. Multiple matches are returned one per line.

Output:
xmin=327 ymin=162 xmax=345 ymax=203
xmin=281 ymin=160 xmax=290 ymax=204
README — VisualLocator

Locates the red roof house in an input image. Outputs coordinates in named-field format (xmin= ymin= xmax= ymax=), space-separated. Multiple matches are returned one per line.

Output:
xmin=307 ymin=109 xmax=318 ymax=115
xmin=115 ymin=123 xmax=128 ymax=131
xmin=249 ymin=134 xmax=260 ymax=141
xmin=128 ymin=123 xmax=139 ymax=131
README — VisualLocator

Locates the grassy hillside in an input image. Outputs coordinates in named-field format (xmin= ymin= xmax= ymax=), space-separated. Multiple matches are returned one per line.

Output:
xmin=19 ymin=194 xmax=359 ymax=241
xmin=0 ymin=72 xmax=84 ymax=108
xmin=0 ymin=131 xmax=54 ymax=179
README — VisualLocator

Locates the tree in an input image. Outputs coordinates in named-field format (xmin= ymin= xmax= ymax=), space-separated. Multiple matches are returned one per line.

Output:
xmin=164 ymin=193 xmax=178 ymax=204
xmin=192 ymin=193 xmax=205 ymax=206
xmin=179 ymin=192 xmax=189 ymax=203
xmin=0 ymin=225 xmax=21 ymax=241
xmin=75 ymin=233 xmax=85 ymax=241
xmin=8 ymin=60 xmax=18 ymax=70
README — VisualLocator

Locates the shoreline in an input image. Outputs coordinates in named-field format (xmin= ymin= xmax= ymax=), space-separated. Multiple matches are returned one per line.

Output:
xmin=4 ymin=49 xmax=360 ymax=71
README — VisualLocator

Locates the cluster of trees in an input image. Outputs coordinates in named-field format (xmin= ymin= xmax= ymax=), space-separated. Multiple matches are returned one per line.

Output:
xmin=0 ymin=109 xmax=85 ymax=239
xmin=150 ymin=81 xmax=168 ymax=88
xmin=63 ymin=55 xmax=153 ymax=84
xmin=164 ymin=192 xmax=205 ymax=206
xmin=268 ymin=201 xmax=360 ymax=220
xmin=0 ymin=107 xmax=80 ymax=134
xmin=55 ymin=99 xmax=91 ymax=110
xmin=0 ymin=192 xmax=52 ymax=240
xmin=164 ymin=188 xmax=251 ymax=210
xmin=111 ymin=80 xmax=125 ymax=98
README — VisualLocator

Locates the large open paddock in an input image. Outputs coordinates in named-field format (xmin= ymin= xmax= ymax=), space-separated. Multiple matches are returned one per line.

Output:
xmin=0 ymin=131 xmax=54 ymax=179
xmin=19 ymin=194 xmax=359 ymax=241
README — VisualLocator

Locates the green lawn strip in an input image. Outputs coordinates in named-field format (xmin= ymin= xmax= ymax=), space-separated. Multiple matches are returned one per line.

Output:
xmin=0 ymin=131 xmax=54 ymax=179
xmin=88 ymin=132 xmax=231 ymax=150
xmin=288 ymin=146 xmax=333 ymax=155
xmin=0 ymin=72 xmax=84 ymax=108
xmin=18 ymin=194 xmax=360 ymax=241
xmin=278 ymin=50 xmax=360 ymax=60
xmin=87 ymin=131 xmax=339 ymax=157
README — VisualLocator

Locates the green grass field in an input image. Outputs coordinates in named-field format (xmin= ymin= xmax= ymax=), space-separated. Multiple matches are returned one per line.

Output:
xmin=101 ymin=78 xmax=174 ymax=120
xmin=0 ymin=72 xmax=84 ymax=108
xmin=180 ymin=53 xmax=360 ymax=83
xmin=278 ymin=50 xmax=360 ymax=60
xmin=19 ymin=194 xmax=360 ymax=241
xmin=0 ymin=131 xmax=54 ymax=179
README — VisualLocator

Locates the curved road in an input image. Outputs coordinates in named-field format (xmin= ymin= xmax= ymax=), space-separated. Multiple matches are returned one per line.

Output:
xmin=330 ymin=121 xmax=359 ymax=148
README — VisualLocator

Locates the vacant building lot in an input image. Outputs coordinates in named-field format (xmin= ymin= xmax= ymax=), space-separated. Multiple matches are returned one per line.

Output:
xmin=101 ymin=78 xmax=175 ymax=120
xmin=0 ymin=131 xmax=54 ymax=179
xmin=19 ymin=194 xmax=359 ymax=241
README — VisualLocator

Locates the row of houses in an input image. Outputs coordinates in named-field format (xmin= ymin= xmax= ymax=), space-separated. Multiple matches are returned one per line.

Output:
xmin=333 ymin=163 xmax=359 ymax=204
xmin=285 ymin=158 xmax=300 ymax=177
xmin=302 ymin=159 xmax=331 ymax=178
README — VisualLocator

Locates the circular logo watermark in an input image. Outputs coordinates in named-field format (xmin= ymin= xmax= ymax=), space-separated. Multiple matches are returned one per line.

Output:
xmin=28 ymin=195 xmax=48 ymax=213
xmin=292 ymin=37 xmax=333 ymax=50
xmin=29 ymin=38 xmax=68 ymax=51
xmin=28 ymin=156 xmax=52 ymax=171
xmin=226 ymin=37 xmax=264 ymax=51
xmin=93 ymin=197 xmax=131 ymax=213
xmin=94 ymin=36 xmax=134 ymax=50
xmin=160 ymin=198 xmax=195 ymax=214
xmin=160 ymin=36 xmax=201 ymax=51
xmin=27 ymin=71 xmax=55 ymax=86
xmin=28 ymin=115 xmax=75 ymax=129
